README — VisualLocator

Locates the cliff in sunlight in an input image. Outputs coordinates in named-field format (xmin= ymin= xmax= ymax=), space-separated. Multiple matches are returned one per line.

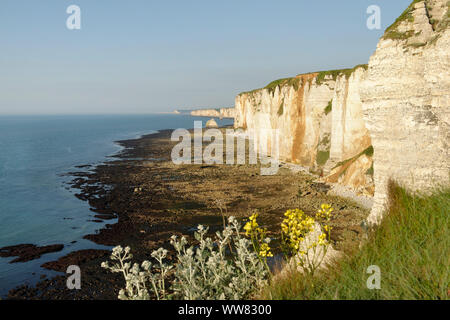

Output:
xmin=234 ymin=0 xmax=449 ymax=223
xmin=234 ymin=66 xmax=374 ymax=196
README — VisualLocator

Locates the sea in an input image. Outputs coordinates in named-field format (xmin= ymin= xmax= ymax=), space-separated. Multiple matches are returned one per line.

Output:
xmin=0 ymin=114 xmax=233 ymax=297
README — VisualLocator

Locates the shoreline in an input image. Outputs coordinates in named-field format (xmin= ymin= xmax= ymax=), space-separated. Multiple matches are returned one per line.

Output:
xmin=6 ymin=126 xmax=371 ymax=299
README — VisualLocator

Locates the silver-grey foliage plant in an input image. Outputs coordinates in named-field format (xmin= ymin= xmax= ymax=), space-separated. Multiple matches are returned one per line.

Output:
xmin=102 ymin=216 xmax=269 ymax=300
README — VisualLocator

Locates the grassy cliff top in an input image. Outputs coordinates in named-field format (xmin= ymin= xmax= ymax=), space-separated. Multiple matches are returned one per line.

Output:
xmin=383 ymin=0 xmax=449 ymax=42
xmin=238 ymin=75 xmax=308 ymax=96
xmin=238 ymin=1 xmax=449 ymax=99
xmin=238 ymin=64 xmax=368 ymax=97
xmin=315 ymin=64 xmax=368 ymax=85
xmin=383 ymin=0 xmax=422 ymax=40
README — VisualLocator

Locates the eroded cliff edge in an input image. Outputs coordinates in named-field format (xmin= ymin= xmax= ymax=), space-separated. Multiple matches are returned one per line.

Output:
xmin=361 ymin=0 xmax=450 ymax=224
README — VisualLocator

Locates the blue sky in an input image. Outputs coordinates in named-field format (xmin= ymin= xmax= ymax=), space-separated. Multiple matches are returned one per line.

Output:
xmin=0 ymin=0 xmax=412 ymax=115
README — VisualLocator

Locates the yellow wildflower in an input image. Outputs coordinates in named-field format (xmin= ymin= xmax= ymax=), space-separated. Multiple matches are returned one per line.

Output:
xmin=244 ymin=212 xmax=261 ymax=236
xmin=316 ymin=203 xmax=334 ymax=221
xmin=318 ymin=233 xmax=327 ymax=246
xmin=258 ymin=243 xmax=273 ymax=257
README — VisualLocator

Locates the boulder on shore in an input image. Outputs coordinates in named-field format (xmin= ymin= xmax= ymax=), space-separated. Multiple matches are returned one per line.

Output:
xmin=205 ymin=118 xmax=218 ymax=128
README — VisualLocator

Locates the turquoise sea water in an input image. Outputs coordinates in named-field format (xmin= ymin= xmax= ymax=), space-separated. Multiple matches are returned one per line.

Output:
xmin=0 ymin=114 xmax=233 ymax=296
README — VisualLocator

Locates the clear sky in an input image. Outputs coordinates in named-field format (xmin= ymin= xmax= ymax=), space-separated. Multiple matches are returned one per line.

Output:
xmin=0 ymin=0 xmax=412 ymax=115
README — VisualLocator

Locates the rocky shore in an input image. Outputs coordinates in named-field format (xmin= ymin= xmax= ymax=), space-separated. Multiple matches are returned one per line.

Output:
xmin=7 ymin=127 xmax=370 ymax=300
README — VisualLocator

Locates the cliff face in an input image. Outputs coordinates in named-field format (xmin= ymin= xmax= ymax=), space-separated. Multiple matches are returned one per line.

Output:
xmin=234 ymin=67 xmax=374 ymax=194
xmin=234 ymin=0 xmax=448 ymax=221
xmin=325 ymin=68 xmax=373 ymax=193
xmin=361 ymin=0 xmax=450 ymax=223
xmin=190 ymin=107 xmax=235 ymax=118
xmin=219 ymin=107 xmax=236 ymax=118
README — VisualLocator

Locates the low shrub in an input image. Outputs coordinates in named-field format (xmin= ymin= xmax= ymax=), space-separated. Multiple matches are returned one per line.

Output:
xmin=102 ymin=204 xmax=336 ymax=300
xmin=102 ymin=217 xmax=269 ymax=300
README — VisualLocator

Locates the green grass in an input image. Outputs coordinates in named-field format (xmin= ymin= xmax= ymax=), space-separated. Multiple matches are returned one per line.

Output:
xmin=239 ymin=64 xmax=368 ymax=97
xmin=264 ymin=78 xmax=291 ymax=94
xmin=384 ymin=30 xmax=415 ymax=41
xmin=315 ymin=64 xmax=368 ymax=85
xmin=240 ymin=77 xmax=302 ymax=97
xmin=265 ymin=77 xmax=301 ymax=94
xmin=277 ymin=98 xmax=285 ymax=116
xmin=363 ymin=145 xmax=374 ymax=157
xmin=365 ymin=163 xmax=374 ymax=176
xmin=262 ymin=182 xmax=450 ymax=300
xmin=382 ymin=0 xmax=449 ymax=44
xmin=316 ymin=69 xmax=351 ymax=85
xmin=383 ymin=0 xmax=420 ymax=40
xmin=319 ymin=135 xmax=330 ymax=147
xmin=332 ymin=145 xmax=374 ymax=170
xmin=324 ymin=100 xmax=333 ymax=115
xmin=316 ymin=150 xmax=330 ymax=166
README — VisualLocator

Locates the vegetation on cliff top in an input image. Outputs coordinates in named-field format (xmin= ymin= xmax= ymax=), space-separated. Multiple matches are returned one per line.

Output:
xmin=383 ymin=0 xmax=449 ymax=43
xmin=262 ymin=183 xmax=449 ymax=299
xmin=239 ymin=1 xmax=448 ymax=98
xmin=239 ymin=64 xmax=368 ymax=97
xmin=239 ymin=77 xmax=303 ymax=96
xmin=315 ymin=64 xmax=368 ymax=85
xmin=265 ymin=77 xmax=302 ymax=94
xmin=383 ymin=0 xmax=421 ymax=41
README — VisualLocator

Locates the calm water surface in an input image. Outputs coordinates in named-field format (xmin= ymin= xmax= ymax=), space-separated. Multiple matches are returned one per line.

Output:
xmin=0 ymin=114 xmax=233 ymax=296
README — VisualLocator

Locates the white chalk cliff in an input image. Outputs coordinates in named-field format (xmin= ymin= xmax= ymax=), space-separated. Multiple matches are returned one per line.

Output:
xmin=233 ymin=0 xmax=449 ymax=223
xmin=190 ymin=107 xmax=235 ymax=119
xmin=361 ymin=0 xmax=450 ymax=223
xmin=234 ymin=67 xmax=374 ymax=196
